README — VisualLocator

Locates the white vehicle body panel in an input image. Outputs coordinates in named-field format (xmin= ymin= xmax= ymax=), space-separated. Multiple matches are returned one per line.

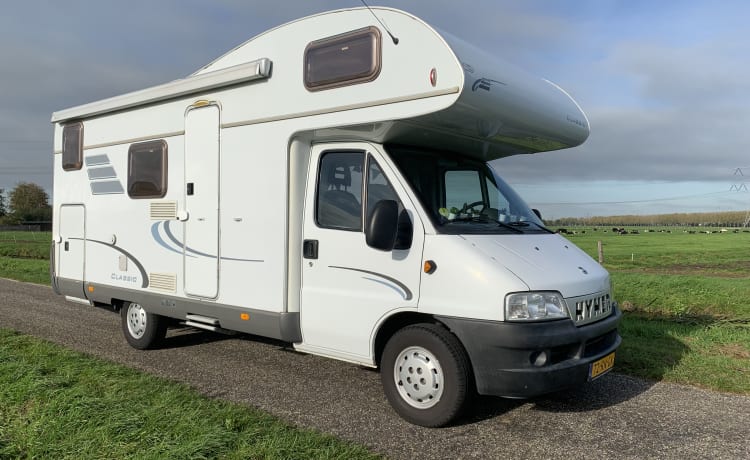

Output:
xmin=184 ymin=104 xmax=221 ymax=299
xmin=462 ymin=234 xmax=610 ymax=299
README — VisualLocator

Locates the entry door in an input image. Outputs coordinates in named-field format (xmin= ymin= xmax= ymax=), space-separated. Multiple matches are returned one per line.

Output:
xmin=58 ymin=204 xmax=85 ymax=294
xmin=184 ymin=104 xmax=220 ymax=298
xmin=299 ymin=143 xmax=424 ymax=362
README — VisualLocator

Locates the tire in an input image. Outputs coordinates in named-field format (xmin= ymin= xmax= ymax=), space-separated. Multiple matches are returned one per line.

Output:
xmin=380 ymin=323 xmax=471 ymax=427
xmin=120 ymin=301 xmax=168 ymax=350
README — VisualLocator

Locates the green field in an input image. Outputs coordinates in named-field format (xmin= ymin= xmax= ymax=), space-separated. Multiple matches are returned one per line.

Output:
xmin=0 ymin=231 xmax=50 ymax=260
xmin=0 ymin=231 xmax=50 ymax=285
xmin=565 ymin=227 xmax=750 ymax=392
xmin=567 ymin=228 xmax=750 ymax=319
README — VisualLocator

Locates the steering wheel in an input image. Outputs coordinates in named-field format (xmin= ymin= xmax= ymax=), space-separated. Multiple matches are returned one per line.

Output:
xmin=459 ymin=201 xmax=486 ymax=215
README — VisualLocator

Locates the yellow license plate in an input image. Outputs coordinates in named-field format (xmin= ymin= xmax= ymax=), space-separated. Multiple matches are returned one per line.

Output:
xmin=590 ymin=352 xmax=615 ymax=380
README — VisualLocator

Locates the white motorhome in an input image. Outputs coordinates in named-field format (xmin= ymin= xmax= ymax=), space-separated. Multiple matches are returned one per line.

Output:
xmin=51 ymin=7 xmax=620 ymax=427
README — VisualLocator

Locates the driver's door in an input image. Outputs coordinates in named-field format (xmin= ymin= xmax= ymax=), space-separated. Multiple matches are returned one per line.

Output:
xmin=298 ymin=143 xmax=424 ymax=363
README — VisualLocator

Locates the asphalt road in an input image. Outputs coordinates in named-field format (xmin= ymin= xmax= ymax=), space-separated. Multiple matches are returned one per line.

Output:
xmin=1 ymin=277 xmax=748 ymax=459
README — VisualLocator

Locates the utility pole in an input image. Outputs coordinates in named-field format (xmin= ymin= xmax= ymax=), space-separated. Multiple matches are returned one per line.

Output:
xmin=731 ymin=167 xmax=749 ymax=227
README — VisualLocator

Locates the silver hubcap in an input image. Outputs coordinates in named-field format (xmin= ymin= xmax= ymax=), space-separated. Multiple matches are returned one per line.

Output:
xmin=126 ymin=303 xmax=147 ymax=339
xmin=393 ymin=346 xmax=444 ymax=409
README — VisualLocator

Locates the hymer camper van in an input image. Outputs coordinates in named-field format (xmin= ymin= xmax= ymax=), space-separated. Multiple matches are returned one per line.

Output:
xmin=51 ymin=7 xmax=620 ymax=426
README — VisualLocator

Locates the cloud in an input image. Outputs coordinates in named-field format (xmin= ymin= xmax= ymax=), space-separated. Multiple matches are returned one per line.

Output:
xmin=1 ymin=0 xmax=748 ymax=217
xmin=603 ymin=39 xmax=750 ymax=109
xmin=499 ymin=15 xmax=750 ymax=186
xmin=501 ymin=101 xmax=750 ymax=184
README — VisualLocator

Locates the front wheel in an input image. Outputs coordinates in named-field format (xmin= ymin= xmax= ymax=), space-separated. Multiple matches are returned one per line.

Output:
xmin=120 ymin=301 xmax=167 ymax=350
xmin=380 ymin=323 xmax=471 ymax=427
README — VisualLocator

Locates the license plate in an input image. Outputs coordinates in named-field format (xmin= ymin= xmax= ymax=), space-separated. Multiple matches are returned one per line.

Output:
xmin=590 ymin=352 xmax=615 ymax=380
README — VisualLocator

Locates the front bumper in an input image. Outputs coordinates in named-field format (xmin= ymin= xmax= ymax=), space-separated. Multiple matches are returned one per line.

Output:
xmin=437 ymin=305 xmax=621 ymax=398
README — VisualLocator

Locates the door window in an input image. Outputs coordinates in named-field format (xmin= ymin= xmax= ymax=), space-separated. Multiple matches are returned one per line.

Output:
xmin=316 ymin=152 xmax=364 ymax=230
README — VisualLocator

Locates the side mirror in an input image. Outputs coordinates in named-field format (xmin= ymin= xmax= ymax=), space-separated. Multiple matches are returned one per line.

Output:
xmin=532 ymin=208 xmax=542 ymax=220
xmin=366 ymin=200 xmax=398 ymax=251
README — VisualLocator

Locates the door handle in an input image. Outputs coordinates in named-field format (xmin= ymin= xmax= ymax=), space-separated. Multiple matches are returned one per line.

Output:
xmin=64 ymin=241 xmax=69 ymax=251
xmin=303 ymin=240 xmax=318 ymax=259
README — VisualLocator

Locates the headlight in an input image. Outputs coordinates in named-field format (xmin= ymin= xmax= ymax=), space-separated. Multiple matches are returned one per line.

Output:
xmin=505 ymin=292 xmax=569 ymax=321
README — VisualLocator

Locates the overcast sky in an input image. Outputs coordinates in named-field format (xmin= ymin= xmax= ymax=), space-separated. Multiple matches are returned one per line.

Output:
xmin=1 ymin=0 xmax=748 ymax=219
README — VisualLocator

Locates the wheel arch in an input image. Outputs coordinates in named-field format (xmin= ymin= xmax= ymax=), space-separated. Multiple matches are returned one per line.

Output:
xmin=373 ymin=311 xmax=470 ymax=369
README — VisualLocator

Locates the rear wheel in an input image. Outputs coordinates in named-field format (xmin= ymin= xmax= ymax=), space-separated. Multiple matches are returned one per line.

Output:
xmin=380 ymin=323 xmax=471 ymax=427
xmin=120 ymin=301 xmax=167 ymax=350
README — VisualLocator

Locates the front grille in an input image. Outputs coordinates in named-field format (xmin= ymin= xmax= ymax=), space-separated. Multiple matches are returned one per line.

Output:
xmin=583 ymin=330 xmax=618 ymax=358
xmin=567 ymin=291 xmax=612 ymax=326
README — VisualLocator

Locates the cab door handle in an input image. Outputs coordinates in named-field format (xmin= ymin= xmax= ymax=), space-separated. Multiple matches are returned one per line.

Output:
xmin=303 ymin=240 xmax=318 ymax=259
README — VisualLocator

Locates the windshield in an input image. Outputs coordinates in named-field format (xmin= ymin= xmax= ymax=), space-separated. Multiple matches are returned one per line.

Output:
xmin=386 ymin=146 xmax=548 ymax=234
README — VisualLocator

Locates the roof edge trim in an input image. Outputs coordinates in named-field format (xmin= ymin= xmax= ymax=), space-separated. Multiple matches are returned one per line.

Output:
xmin=51 ymin=58 xmax=272 ymax=123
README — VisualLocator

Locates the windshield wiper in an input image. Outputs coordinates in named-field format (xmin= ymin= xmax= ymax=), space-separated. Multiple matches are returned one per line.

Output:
xmin=445 ymin=216 xmax=488 ymax=223
xmin=507 ymin=221 xmax=553 ymax=233
xmin=444 ymin=216 xmax=525 ymax=233
xmin=495 ymin=221 xmax=524 ymax=233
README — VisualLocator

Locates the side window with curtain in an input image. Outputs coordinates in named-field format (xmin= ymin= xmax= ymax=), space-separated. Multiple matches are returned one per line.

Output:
xmin=316 ymin=151 xmax=364 ymax=230
xmin=127 ymin=140 xmax=168 ymax=199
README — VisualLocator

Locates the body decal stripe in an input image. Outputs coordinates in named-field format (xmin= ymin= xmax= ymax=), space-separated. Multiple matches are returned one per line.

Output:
xmin=162 ymin=221 xmax=263 ymax=262
xmin=150 ymin=222 xmax=192 ymax=257
xmin=328 ymin=265 xmax=413 ymax=301
xmin=70 ymin=238 xmax=149 ymax=288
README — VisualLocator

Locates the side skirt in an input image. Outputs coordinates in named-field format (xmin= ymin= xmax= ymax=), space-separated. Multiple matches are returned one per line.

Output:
xmin=56 ymin=280 xmax=302 ymax=343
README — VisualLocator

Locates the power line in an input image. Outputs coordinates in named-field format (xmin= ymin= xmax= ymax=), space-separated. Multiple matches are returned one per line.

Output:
xmin=533 ymin=191 xmax=729 ymax=206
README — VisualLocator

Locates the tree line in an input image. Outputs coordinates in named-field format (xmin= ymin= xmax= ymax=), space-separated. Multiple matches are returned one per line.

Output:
xmin=547 ymin=210 xmax=749 ymax=227
xmin=0 ymin=182 xmax=51 ymax=225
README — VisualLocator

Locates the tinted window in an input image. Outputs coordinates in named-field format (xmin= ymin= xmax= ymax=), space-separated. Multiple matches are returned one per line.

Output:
xmin=316 ymin=151 xmax=364 ymax=230
xmin=62 ymin=122 xmax=83 ymax=171
xmin=387 ymin=146 xmax=546 ymax=234
xmin=127 ymin=140 xmax=167 ymax=199
xmin=304 ymin=27 xmax=381 ymax=91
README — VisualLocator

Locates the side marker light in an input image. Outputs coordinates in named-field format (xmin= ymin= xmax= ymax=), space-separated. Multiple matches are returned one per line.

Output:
xmin=423 ymin=260 xmax=437 ymax=274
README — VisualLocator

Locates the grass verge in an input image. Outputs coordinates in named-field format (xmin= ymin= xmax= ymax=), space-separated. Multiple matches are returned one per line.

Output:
xmin=611 ymin=272 xmax=750 ymax=318
xmin=0 ymin=329 xmax=379 ymax=460
xmin=617 ymin=315 xmax=749 ymax=393
xmin=0 ymin=257 xmax=50 ymax=285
